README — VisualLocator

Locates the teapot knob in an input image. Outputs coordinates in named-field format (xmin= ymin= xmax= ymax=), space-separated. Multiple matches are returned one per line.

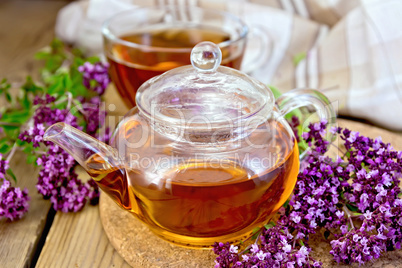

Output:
xmin=190 ymin=41 xmax=222 ymax=73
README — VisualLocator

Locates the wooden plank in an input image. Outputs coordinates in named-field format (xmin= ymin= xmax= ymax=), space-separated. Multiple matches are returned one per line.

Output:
xmin=0 ymin=152 xmax=52 ymax=268
xmin=0 ymin=0 xmax=68 ymax=81
xmin=36 ymin=204 xmax=131 ymax=268
xmin=0 ymin=1 xmax=70 ymax=267
xmin=0 ymin=1 xmax=130 ymax=267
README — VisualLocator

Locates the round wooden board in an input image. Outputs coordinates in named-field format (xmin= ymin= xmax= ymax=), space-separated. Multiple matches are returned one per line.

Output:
xmin=99 ymin=193 xmax=216 ymax=268
xmin=99 ymin=119 xmax=402 ymax=267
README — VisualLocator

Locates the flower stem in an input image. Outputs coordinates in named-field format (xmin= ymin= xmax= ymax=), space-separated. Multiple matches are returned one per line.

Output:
xmin=0 ymin=122 xmax=21 ymax=127
xmin=342 ymin=205 xmax=355 ymax=229
xmin=34 ymin=150 xmax=47 ymax=155
xmin=6 ymin=143 xmax=18 ymax=163
xmin=66 ymin=92 xmax=72 ymax=110
xmin=72 ymin=99 xmax=87 ymax=115
xmin=330 ymin=143 xmax=346 ymax=155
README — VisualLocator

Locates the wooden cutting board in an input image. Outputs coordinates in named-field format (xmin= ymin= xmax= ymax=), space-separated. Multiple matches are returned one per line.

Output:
xmin=99 ymin=119 xmax=402 ymax=268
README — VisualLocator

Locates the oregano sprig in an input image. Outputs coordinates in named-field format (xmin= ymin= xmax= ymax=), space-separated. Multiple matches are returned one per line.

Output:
xmin=0 ymin=39 xmax=111 ymax=219
xmin=213 ymin=121 xmax=402 ymax=267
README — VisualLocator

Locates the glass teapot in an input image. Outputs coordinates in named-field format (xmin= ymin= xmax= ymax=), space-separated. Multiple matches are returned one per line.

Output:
xmin=44 ymin=42 xmax=335 ymax=248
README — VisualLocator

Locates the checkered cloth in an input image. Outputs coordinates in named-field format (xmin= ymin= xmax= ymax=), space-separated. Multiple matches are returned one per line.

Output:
xmin=56 ymin=0 xmax=402 ymax=130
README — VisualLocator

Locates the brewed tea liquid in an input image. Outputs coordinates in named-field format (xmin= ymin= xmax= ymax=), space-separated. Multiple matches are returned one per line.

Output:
xmin=107 ymin=26 xmax=243 ymax=107
xmin=85 ymin=122 xmax=299 ymax=247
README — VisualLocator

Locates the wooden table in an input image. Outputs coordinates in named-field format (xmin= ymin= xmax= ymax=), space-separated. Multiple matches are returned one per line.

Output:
xmin=1 ymin=1 xmax=402 ymax=268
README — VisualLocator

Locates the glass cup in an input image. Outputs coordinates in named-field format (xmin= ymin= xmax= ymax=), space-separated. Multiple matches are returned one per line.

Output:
xmin=102 ymin=5 xmax=268 ymax=108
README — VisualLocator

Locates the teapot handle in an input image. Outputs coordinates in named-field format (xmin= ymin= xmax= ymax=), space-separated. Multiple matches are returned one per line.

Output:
xmin=241 ymin=25 xmax=273 ymax=74
xmin=275 ymin=88 xmax=336 ymax=157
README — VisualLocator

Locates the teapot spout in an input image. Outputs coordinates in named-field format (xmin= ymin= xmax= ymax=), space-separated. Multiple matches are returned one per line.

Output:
xmin=43 ymin=122 xmax=120 ymax=171
xmin=43 ymin=123 xmax=133 ymax=210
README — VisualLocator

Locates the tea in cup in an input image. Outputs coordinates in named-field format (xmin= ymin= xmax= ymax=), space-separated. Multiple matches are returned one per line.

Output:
xmin=102 ymin=5 xmax=265 ymax=107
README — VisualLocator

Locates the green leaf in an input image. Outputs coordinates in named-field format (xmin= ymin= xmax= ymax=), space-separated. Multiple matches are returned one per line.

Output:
xmin=26 ymin=155 xmax=37 ymax=164
xmin=268 ymin=85 xmax=307 ymax=151
xmin=78 ymin=121 xmax=87 ymax=130
xmin=0 ymin=137 xmax=8 ymax=145
xmin=264 ymin=222 xmax=275 ymax=230
xmin=1 ymin=125 xmax=20 ymax=138
xmin=1 ymin=109 xmax=31 ymax=124
xmin=5 ymin=92 xmax=12 ymax=103
xmin=0 ymin=79 xmax=13 ymax=105
xmin=22 ymin=76 xmax=43 ymax=94
xmin=46 ymin=83 xmax=62 ymax=95
xmin=35 ymin=50 xmax=51 ymax=60
xmin=283 ymin=199 xmax=290 ymax=208
xmin=46 ymin=57 xmax=63 ymax=73
xmin=71 ymin=56 xmax=85 ymax=68
xmin=251 ymin=227 xmax=261 ymax=240
xmin=89 ymin=79 xmax=98 ymax=88
xmin=50 ymin=38 xmax=65 ymax=53
xmin=0 ymin=78 xmax=11 ymax=93
xmin=285 ymin=108 xmax=303 ymax=121
xmin=70 ymin=100 xmax=85 ymax=118
xmin=251 ymin=233 xmax=259 ymax=240
xmin=16 ymin=139 xmax=27 ymax=146
xmin=46 ymin=73 xmax=66 ymax=94
xmin=268 ymin=85 xmax=282 ymax=99
xmin=324 ymin=230 xmax=331 ymax=240
xmin=252 ymin=227 xmax=260 ymax=234
xmin=35 ymin=39 xmax=67 ymax=74
xmin=0 ymin=142 xmax=11 ymax=154
xmin=1 ymin=110 xmax=29 ymax=120
xmin=19 ymin=93 xmax=31 ymax=110
xmin=268 ymin=85 xmax=303 ymax=121
xmin=71 ymin=48 xmax=85 ymax=59
xmin=72 ymin=99 xmax=83 ymax=110
xmin=298 ymin=140 xmax=309 ymax=153
xmin=34 ymin=49 xmax=59 ymax=61
xmin=71 ymin=83 xmax=88 ymax=98
xmin=6 ymin=169 xmax=17 ymax=183
xmin=69 ymin=64 xmax=89 ymax=97
xmin=22 ymin=143 xmax=34 ymax=154
xmin=293 ymin=52 xmax=306 ymax=66
xmin=346 ymin=203 xmax=359 ymax=212
xmin=86 ymin=56 xmax=101 ymax=64
xmin=64 ymin=74 xmax=73 ymax=90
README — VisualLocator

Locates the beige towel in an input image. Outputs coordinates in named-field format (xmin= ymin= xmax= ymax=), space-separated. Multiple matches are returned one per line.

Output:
xmin=56 ymin=0 xmax=402 ymax=130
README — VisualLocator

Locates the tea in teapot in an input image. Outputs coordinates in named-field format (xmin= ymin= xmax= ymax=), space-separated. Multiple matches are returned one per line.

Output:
xmin=84 ymin=121 xmax=299 ymax=246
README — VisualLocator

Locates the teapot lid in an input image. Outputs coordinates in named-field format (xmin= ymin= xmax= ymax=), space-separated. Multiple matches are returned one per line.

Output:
xmin=136 ymin=42 xmax=274 ymax=130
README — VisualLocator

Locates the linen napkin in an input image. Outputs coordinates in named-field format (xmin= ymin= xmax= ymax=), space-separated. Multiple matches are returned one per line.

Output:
xmin=55 ymin=0 xmax=402 ymax=131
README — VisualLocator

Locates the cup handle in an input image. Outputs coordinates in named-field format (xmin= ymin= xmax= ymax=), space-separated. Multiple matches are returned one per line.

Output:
xmin=241 ymin=25 xmax=273 ymax=74
xmin=275 ymin=88 xmax=336 ymax=158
